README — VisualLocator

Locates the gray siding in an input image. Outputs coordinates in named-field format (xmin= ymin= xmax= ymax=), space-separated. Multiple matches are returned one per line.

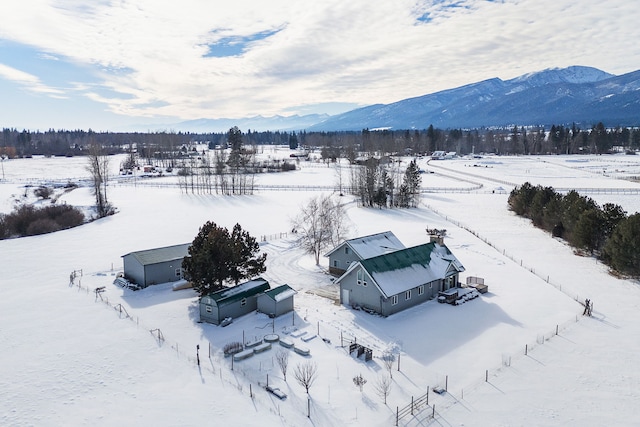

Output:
xmin=257 ymin=294 xmax=294 ymax=317
xmin=339 ymin=268 xmax=382 ymax=312
xmin=199 ymin=297 xmax=220 ymax=324
xmin=123 ymin=253 xmax=184 ymax=288
xmin=328 ymin=245 xmax=360 ymax=276
xmin=340 ymin=266 xmax=450 ymax=316
xmin=122 ymin=254 xmax=145 ymax=286
xmin=142 ymin=260 xmax=182 ymax=287
xmin=199 ymin=295 xmax=260 ymax=325
xmin=380 ymin=279 xmax=442 ymax=316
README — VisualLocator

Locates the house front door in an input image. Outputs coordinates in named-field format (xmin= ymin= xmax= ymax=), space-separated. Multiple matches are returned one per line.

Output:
xmin=342 ymin=289 xmax=350 ymax=306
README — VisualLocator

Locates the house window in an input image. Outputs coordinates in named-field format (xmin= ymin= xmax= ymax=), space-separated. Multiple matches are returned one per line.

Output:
xmin=333 ymin=260 xmax=338 ymax=267
xmin=205 ymin=305 xmax=212 ymax=313
xmin=405 ymin=290 xmax=412 ymax=300
xmin=391 ymin=295 xmax=398 ymax=305
xmin=241 ymin=298 xmax=247 ymax=306
xmin=357 ymin=269 xmax=367 ymax=286
xmin=175 ymin=268 xmax=182 ymax=278
xmin=345 ymin=246 xmax=350 ymax=254
xmin=429 ymin=283 xmax=433 ymax=289
xmin=418 ymin=285 xmax=424 ymax=295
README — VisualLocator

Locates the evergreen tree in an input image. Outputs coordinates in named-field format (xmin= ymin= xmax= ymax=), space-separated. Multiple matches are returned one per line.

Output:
xmin=561 ymin=191 xmax=598 ymax=242
xmin=508 ymin=182 xmax=536 ymax=216
xmin=288 ymin=132 xmax=299 ymax=150
xmin=229 ymin=223 xmax=267 ymax=285
xmin=601 ymin=203 xmax=626 ymax=240
xmin=573 ymin=208 xmax=604 ymax=253
xmin=399 ymin=159 xmax=421 ymax=208
xmin=603 ymin=214 xmax=640 ymax=276
xmin=182 ymin=221 xmax=267 ymax=296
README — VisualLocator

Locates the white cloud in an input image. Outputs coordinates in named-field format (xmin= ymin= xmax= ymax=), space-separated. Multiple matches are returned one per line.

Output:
xmin=0 ymin=63 xmax=65 ymax=96
xmin=0 ymin=0 xmax=638 ymax=125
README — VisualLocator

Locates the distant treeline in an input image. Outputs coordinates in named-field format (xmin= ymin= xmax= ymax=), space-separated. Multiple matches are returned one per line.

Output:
xmin=1 ymin=123 xmax=639 ymax=159
xmin=508 ymin=183 xmax=640 ymax=276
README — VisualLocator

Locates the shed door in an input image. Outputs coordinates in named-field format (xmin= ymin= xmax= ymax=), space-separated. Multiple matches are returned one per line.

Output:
xmin=342 ymin=289 xmax=350 ymax=306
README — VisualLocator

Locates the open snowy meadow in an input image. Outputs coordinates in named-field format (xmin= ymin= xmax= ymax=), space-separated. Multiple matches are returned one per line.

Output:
xmin=1 ymin=147 xmax=639 ymax=426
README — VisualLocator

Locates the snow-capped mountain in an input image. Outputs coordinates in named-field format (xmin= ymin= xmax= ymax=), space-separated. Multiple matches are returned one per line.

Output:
xmin=142 ymin=66 xmax=640 ymax=133
xmin=308 ymin=66 xmax=640 ymax=131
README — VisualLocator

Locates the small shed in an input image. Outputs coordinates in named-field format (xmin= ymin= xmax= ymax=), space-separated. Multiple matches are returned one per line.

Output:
xmin=121 ymin=243 xmax=190 ymax=288
xmin=199 ymin=278 xmax=270 ymax=325
xmin=257 ymin=284 xmax=297 ymax=317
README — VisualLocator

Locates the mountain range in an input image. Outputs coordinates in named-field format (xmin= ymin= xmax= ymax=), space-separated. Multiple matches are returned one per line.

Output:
xmin=166 ymin=66 xmax=640 ymax=133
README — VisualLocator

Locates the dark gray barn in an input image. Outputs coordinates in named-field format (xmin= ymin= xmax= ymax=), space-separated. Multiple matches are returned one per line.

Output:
xmin=199 ymin=278 xmax=270 ymax=325
xmin=257 ymin=284 xmax=296 ymax=317
xmin=121 ymin=243 xmax=190 ymax=288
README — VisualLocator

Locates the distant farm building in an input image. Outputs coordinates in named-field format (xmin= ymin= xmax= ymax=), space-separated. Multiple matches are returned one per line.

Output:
xmin=199 ymin=278 xmax=271 ymax=325
xmin=325 ymin=231 xmax=405 ymax=276
xmin=121 ymin=243 xmax=190 ymax=288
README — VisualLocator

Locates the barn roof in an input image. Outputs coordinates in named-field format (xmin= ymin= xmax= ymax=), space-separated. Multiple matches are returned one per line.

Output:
xmin=342 ymin=242 xmax=465 ymax=297
xmin=325 ymin=231 xmax=405 ymax=259
xmin=123 ymin=243 xmax=191 ymax=266
xmin=203 ymin=277 xmax=270 ymax=307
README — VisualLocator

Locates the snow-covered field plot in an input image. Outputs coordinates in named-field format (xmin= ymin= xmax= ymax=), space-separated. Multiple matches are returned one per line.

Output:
xmin=1 ymin=150 xmax=639 ymax=426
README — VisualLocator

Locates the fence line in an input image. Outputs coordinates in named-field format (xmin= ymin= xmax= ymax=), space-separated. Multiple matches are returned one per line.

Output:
xmin=423 ymin=203 xmax=587 ymax=304
xmin=424 ymin=312 xmax=584 ymax=425
xmin=67 ymin=271 xmax=293 ymax=419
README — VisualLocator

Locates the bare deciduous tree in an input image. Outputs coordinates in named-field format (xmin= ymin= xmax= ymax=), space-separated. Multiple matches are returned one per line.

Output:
xmin=294 ymin=361 xmax=318 ymax=394
xmin=353 ymin=373 xmax=367 ymax=392
xmin=374 ymin=374 xmax=392 ymax=404
xmin=276 ymin=349 xmax=289 ymax=382
xmin=86 ymin=143 xmax=112 ymax=218
xmin=382 ymin=352 xmax=395 ymax=378
xmin=291 ymin=194 xmax=349 ymax=265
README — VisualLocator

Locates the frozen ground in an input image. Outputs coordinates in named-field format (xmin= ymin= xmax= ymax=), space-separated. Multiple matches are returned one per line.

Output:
xmin=1 ymin=149 xmax=639 ymax=426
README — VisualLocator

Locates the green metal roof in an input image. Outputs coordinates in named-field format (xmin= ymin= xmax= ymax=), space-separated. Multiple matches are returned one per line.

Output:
xmin=205 ymin=277 xmax=270 ymax=306
xmin=262 ymin=284 xmax=296 ymax=301
xmin=360 ymin=242 xmax=440 ymax=274
xmin=123 ymin=243 xmax=190 ymax=266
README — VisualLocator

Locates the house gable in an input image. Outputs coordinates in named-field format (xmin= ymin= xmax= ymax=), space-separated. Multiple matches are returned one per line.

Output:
xmin=328 ymin=231 xmax=405 ymax=259
xmin=325 ymin=231 xmax=406 ymax=276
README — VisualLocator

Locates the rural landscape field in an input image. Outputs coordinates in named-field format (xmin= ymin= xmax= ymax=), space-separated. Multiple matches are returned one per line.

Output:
xmin=1 ymin=148 xmax=639 ymax=426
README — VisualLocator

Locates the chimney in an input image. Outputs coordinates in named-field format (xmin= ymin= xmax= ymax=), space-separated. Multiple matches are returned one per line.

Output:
xmin=429 ymin=234 xmax=444 ymax=245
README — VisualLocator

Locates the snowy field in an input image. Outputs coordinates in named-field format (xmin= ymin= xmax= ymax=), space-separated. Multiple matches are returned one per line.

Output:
xmin=1 ymin=149 xmax=640 ymax=426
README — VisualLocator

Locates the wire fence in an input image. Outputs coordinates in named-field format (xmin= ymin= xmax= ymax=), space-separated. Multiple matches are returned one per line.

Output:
xmin=423 ymin=203 xmax=590 ymax=304
xmin=67 ymin=269 xmax=299 ymax=423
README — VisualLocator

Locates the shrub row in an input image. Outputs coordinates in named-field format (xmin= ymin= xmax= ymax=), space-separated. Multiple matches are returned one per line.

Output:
xmin=0 ymin=203 xmax=85 ymax=239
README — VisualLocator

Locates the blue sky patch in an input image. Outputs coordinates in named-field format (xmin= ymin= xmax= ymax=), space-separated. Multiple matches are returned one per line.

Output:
xmin=203 ymin=29 xmax=281 ymax=58
xmin=0 ymin=41 xmax=103 ymax=91
xmin=416 ymin=12 xmax=433 ymax=23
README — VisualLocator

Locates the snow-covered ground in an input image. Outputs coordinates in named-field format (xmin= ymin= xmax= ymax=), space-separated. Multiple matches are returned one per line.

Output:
xmin=1 ymin=149 xmax=639 ymax=426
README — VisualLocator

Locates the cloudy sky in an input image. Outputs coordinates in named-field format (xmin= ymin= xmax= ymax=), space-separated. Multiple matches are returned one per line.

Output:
xmin=0 ymin=0 xmax=638 ymax=131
